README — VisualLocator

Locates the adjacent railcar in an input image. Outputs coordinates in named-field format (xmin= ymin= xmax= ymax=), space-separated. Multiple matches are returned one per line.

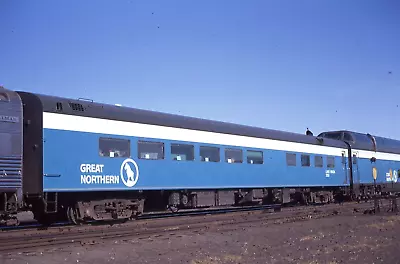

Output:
xmin=0 ymin=87 xmax=23 ymax=224
xmin=319 ymin=131 xmax=400 ymax=196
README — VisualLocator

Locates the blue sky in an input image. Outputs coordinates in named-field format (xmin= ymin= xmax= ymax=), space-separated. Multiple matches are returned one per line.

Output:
xmin=1 ymin=0 xmax=399 ymax=138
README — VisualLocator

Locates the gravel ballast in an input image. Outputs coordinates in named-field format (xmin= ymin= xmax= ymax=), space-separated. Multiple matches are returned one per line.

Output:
xmin=1 ymin=211 xmax=399 ymax=264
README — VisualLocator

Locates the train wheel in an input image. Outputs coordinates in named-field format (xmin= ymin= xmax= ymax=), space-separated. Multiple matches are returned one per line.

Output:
xmin=1 ymin=215 xmax=20 ymax=226
xmin=67 ymin=206 xmax=80 ymax=225
xmin=167 ymin=205 xmax=179 ymax=213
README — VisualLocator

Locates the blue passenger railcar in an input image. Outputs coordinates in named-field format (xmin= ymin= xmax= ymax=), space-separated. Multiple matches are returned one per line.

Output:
xmin=319 ymin=131 xmax=400 ymax=197
xmin=16 ymin=92 xmax=350 ymax=223
xmin=41 ymin=113 xmax=350 ymax=192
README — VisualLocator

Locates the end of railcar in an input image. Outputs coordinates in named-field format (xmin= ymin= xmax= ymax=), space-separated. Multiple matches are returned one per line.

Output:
xmin=0 ymin=86 xmax=23 ymax=225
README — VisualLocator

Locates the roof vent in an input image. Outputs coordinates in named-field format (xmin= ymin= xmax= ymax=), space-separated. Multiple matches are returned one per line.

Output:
xmin=56 ymin=102 xmax=63 ymax=111
xmin=69 ymin=102 xmax=85 ymax=112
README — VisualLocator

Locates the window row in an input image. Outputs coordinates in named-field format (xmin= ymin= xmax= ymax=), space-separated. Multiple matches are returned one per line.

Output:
xmin=286 ymin=153 xmax=335 ymax=168
xmin=99 ymin=137 xmax=336 ymax=168
xmin=99 ymin=138 xmax=263 ymax=164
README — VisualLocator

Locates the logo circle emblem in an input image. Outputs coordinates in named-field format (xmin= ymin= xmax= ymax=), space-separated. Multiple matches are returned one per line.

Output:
xmin=120 ymin=158 xmax=139 ymax=187
xmin=393 ymin=170 xmax=398 ymax=183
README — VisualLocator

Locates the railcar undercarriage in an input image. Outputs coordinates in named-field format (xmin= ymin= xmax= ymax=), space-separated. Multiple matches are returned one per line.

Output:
xmin=354 ymin=182 xmax=400 ymax=201
xmin=32 ymin=192 xmax=145 ymax=225
xmin=20 ymin=184 xmax=400 ymax=226
xmin=72 ymin=198 xmax=145 ymax=224
xmin=30 ymin=186 xmax=350 ymax=225
xmin=0 ymin=192 xmax=21 ymax=226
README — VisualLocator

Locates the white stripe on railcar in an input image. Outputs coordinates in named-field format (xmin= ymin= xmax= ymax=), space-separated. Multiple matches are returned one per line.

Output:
xmin=42 ymin=112 xmax=347 ymax=157
xmin=44 ymin=112 xmax=400 ymax=162
xmin=353 ymin=149 xmax=400 ymax=162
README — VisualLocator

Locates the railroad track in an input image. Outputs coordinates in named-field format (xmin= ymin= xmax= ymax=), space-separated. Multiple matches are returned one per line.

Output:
xmin=0 ymin=201 xmax=380 ymax=254
xmin=0 ymin=197 xmax=388 ymax=233
xmin=0 ymin=200 xmax=353 ymax=233
xmin=3 ymin=194 xmax=394 ymax=232
xmin=0 ymin=201 xmax=332 ymax=231
xmin=0 ymin=204 xmax=281 ymax=232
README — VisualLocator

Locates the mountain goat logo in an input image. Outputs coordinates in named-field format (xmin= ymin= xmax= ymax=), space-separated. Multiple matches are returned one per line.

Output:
xmin=120 ymin=158 xmax=139 ymax=187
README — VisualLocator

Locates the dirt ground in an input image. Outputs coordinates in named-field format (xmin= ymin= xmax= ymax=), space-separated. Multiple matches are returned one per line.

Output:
xmin=1 ymin=210 xmax=400 ymax=264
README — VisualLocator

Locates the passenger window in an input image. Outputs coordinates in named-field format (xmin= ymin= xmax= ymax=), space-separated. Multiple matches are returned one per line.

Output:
xmin=327 ymin=156 xmax=335 ymax=168
xmin=171 ymin=143 xmax=194 ymax=161
xmin=314 ymin=156 xmax=323 ymax=167
xmin=138 ymin=141 xmax=164 ymax=160
xmin=286 ymin=153 xmax=296 ymax=166
xmin=225 ymin=148 xmax=243 ymax=163
xmin=99 ymin=137 xmax=130 ymax=158
xmin=301 ymin=154 xmax=311 ymax=167
xmin=247 ymin=150 xmax=263 ymax=164
xmin=325 ymin=132 xmax=342 ymax=140
xmin=200 ymin=146 xmax=220 ymax=162
xmin=343 ymin=133 xmax=353 ymax=142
